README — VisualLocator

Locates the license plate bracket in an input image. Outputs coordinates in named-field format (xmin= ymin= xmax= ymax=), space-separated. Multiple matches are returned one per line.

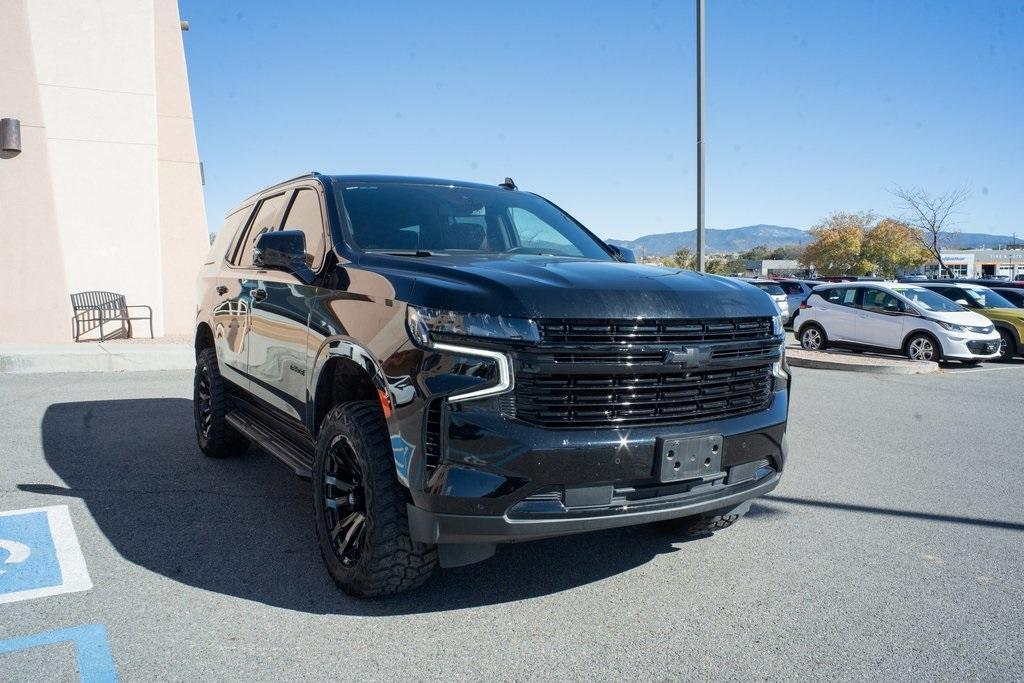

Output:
xmin=655 ymin=434 xmax=723 ymax=483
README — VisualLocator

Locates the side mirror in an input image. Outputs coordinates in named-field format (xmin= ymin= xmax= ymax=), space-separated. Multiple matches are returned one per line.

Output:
xmin=954 ymin=299 xmax=970 ymax=306
xmin=608 ymin=244 xmax=637 ymax=263
xmin=253 ymin=230 xmax=315 ymax=284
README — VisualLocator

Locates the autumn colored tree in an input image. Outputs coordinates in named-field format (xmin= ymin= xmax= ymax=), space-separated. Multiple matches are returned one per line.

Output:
xmin=799 ymin=212 xmax=875 ymax=276
xmin=861 ymin=219 xmax=931 ymax=278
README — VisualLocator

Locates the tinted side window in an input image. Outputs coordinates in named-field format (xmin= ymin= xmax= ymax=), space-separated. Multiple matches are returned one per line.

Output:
xmin=780 ymin=282 xmax=803 ymax=295
xmin=235 ymin=193 xmax=288 ymax=267
xmin=206 ymin=205 xmax=253 ymax=265
xmin=281 ymin=189 xmax=327 ymax=270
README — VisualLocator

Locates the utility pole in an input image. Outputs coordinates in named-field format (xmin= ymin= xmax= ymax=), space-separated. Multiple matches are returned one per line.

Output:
xmin=696 ymin=0 xmax=706 ymax=272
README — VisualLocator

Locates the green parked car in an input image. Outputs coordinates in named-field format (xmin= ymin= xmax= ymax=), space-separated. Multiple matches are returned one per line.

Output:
xmin=917 ymin=283 xmax=1024 ymax=361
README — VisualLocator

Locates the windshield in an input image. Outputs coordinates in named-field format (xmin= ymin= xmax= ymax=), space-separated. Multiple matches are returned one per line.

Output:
xmin=961 ymin=287 xmax=1015 ymax=309
xmin=752 ymin=283 xmax=785 ymax=296
xmin=337 ymin=182 xmax=612 ymax=260
xmin=891 ymin=286 xmax=964 ymax=312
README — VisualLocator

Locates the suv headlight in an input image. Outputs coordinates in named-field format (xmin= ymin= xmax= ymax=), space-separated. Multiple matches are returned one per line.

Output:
xmin=406 ymin=306 xmax=540 ymax=347
xmin=772 ymin=314 xmax=783 ymax=336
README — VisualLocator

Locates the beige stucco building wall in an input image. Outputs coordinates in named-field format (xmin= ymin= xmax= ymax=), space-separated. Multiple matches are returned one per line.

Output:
xmin=0 ymin=0 xmax=208 ymax=343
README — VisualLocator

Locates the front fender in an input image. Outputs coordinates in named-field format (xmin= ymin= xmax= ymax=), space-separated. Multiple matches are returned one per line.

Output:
xmin=309 ymin=335 xmax=422 ymax=487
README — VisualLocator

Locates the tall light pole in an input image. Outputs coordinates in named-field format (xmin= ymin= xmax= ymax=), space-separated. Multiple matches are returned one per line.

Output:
xmin=696 ymin=0 xmax=706 ymax=272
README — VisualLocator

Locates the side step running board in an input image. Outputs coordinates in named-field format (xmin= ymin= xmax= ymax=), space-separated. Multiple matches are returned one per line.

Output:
xmin=226 ymin=411 xmax=314 ymax=478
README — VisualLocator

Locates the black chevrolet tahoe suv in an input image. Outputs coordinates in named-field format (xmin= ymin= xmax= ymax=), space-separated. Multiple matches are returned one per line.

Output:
xmin=194 ymin=173 xmax=790 ymax=597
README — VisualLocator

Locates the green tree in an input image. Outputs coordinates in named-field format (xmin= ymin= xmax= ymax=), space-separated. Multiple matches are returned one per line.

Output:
xmin=665 ymin=247 xmax=697 ymax=270
xmin=739 ymin=245 xmax=772 ymax=261
xmin=800 ymin=211 xmax=874 ymax=276
xmin=861 ymin=218 xmax=931 ymax=278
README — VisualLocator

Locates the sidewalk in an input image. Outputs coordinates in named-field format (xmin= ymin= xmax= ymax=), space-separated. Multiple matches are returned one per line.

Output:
xmin=0 ymin=338 xmax=193 ymax=374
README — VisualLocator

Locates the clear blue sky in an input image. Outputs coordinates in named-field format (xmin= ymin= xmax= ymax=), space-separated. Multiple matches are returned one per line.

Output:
xmin=179 ymin=0 xmax=1023 ymax=240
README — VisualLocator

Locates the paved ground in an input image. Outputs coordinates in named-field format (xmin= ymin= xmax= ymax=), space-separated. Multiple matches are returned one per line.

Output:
xmin=2 ymin=364 xmax=1023 ymax=681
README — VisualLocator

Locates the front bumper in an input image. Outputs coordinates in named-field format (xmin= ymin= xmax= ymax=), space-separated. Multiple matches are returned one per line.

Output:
xmin=409 ymin=464 xmax=781 ymax=544
xmin=406 ymin=387 xmax=789 ymax=545
xmin=939 ymin=332 xmax=1001 ymax=360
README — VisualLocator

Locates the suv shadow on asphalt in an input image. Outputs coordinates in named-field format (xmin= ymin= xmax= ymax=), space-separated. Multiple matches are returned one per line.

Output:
xmin=24 ymin=398 xmax=774 ymax=616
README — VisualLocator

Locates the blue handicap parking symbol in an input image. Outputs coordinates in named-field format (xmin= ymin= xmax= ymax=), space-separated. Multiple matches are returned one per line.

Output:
xmin=0 ymin=510 xmax=62 ymax=594
xmin=0 ymin=506 xmax=91 ymax=604
xmin=0 ymin=624 xmax=118 ymax=682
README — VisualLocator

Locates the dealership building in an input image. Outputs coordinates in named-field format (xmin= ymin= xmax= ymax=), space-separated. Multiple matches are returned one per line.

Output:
xmin=915 ymin=249 xmax=1024 ymax=279
xmin=0 ymin=0 xmax=207 ymax=343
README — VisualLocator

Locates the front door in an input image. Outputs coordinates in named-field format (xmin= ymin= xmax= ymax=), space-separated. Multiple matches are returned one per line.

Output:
xmin=855 ymin=288 xmax=908 ymax=349
xmin=247 ymin=186 xmax=330 ymax=423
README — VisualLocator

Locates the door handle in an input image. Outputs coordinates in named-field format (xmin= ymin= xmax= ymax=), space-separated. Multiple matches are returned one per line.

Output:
xmin=251 ymin=288 xmax=267 ymax=303
xmin=216 ymin=285 xmax=228 ymax=295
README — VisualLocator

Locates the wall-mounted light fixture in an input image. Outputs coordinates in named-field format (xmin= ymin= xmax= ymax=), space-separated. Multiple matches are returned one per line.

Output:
xmin=1 ymin=118 xmax=21 ymax=153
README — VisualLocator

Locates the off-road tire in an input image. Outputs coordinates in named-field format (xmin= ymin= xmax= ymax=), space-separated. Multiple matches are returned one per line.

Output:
xmin=194 ymin=348 xmax=249 ymax=458
xmin=313 ymin=401 xmax=437 ymax=597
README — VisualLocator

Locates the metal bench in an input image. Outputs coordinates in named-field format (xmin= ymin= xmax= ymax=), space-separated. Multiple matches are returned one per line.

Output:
xmin=70 ymin=291 xmax=153 ymax=342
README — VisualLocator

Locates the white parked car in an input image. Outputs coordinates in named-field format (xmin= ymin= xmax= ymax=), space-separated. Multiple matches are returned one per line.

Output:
xmin=795 ymin=281 xmax=1001 ymax=363
xmin=778 ymin=279 xmax=823 ymax=329
xmin=739 ymin=279 xmax=790 ymax=324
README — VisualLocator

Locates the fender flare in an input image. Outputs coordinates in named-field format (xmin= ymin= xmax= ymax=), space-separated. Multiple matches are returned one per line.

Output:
xmin=308 ymin=335 xmax=414 ymax=486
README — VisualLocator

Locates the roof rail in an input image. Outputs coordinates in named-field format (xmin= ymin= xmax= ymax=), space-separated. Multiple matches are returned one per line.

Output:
xmin=240 ymin=171 xmax=322 ymax=204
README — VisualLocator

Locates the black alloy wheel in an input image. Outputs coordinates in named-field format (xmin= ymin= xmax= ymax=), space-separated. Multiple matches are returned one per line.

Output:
xmin=321 ymin=435 xmax=367 ymax=568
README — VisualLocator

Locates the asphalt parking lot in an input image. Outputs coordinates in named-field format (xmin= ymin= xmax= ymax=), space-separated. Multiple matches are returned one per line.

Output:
xmin=2 ymin=364 xmax=1023 ymax=681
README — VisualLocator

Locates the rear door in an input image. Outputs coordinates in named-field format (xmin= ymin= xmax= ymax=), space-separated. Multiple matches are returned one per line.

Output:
xmin=207 ymin=205 xmax=254 ymax=389
xmin=780 ymin=281 xmax=806 ymax=314
xmin=855 ymin=288 xmax=908 ymax=349
xmin=247 ymin=185 xmax=330 ymax=423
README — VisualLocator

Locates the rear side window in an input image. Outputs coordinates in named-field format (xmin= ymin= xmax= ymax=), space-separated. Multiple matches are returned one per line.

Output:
xmin=234 ymin=193 xmax=288 ymax=267
xmin=823 ymin=287 xmax=858 ymax=306
xmin=206 ymin=206 xmax=252 ymax=265
xmin=780 ymin=282 xmax=804 ymax=295
xmin=281 ymin=189 xmax=327 ymax=270
xmin=754 ymin=283 xmax=785 ymax=296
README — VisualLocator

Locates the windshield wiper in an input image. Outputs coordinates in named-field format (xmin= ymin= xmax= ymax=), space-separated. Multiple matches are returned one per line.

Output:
xmin=367 ymin=249 xmax=439 ymax=257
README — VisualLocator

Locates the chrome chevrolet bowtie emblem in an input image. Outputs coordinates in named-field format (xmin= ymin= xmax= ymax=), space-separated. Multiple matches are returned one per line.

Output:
xmin=663 ymin=350 xmax=689 ymax=364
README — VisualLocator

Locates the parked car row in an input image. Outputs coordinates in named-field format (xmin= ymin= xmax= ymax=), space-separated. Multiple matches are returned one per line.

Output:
xmin=793 ymin=280 xmax=1024 ymax=363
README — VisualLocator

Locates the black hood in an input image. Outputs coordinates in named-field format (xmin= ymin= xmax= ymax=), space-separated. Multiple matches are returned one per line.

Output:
xmin=359 ymin=253 xmax=777 ymax=319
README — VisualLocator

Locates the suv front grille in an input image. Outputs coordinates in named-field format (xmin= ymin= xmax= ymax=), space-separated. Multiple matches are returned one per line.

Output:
xmin=513 ymin=365 xmax=773 ymax=428
xmin=538 ymin=317 xmax=773 ymax=345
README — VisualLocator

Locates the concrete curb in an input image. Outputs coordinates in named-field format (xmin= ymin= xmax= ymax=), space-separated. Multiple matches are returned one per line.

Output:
xmin=786 ymin=349 xmax=938 ymax=374
xmin=0 ymin=343 xmax=193 ymax=374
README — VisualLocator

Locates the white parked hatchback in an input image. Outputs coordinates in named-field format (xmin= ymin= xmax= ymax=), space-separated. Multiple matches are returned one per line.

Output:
xmin=796 ymin=281 xmax=1001 ymax=363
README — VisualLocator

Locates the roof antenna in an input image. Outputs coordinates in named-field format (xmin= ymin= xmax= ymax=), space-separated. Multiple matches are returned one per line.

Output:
xmin=499 ymin=177 xmax=517 ymax=190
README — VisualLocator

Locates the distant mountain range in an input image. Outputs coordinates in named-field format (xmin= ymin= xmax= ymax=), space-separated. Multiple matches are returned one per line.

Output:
xmin=605 ymin=225 xmax=810 ymax=256
xmin=606 ymin=224 xmax=1020 ymax=257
